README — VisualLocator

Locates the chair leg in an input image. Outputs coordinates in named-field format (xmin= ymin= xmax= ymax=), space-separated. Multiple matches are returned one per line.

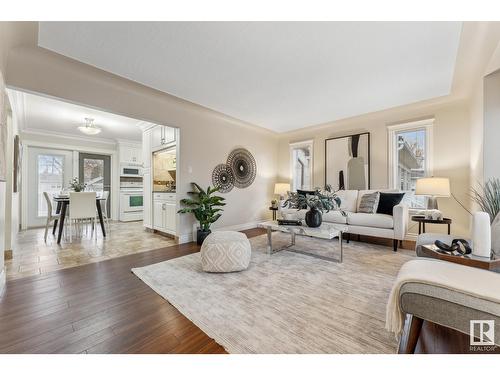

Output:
xmin=398 ymin=314 xmax=424 ymax=354
xmin=44 ymin=218 xmax=50 ymax=243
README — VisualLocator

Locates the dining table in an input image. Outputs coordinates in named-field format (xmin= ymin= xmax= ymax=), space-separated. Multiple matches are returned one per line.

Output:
xmin=51 ymin=195 xmax=107 ymax=244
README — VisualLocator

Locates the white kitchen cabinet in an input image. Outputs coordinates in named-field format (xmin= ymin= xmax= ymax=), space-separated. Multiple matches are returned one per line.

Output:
xmin=151 ymin=125 xmax=176 ymax=151
xmin=119 ymin=144 xmax=142 ymax=165
xmin=153 ymin=193 xmax=176 ymax=235
xmin=142 ymin=171 xmax=152 ymax=229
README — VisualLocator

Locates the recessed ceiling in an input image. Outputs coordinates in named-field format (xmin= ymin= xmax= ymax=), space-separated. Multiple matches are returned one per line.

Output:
xmin=10 ymin=90 xmax=145 ymax=142
xmin=38 ymin=22 xmax=462 ymax=133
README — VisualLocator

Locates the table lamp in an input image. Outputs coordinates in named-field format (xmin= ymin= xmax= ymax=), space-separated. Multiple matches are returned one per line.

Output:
xmin=274 ymin=183 xmax=290 ymax=200
xmin=415 ymin=177 xmax=450 ymax=210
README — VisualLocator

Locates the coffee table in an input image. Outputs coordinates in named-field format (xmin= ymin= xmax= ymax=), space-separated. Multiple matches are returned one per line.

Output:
xmin=258 ymin=221 xmax=347 ymax=263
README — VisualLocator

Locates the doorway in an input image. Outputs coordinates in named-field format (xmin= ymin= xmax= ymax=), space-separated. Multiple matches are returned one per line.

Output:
xmin=79 ymin=153 xmax=111 ymax=214
xmin=27 ymin=147 xmax=73 ymax=228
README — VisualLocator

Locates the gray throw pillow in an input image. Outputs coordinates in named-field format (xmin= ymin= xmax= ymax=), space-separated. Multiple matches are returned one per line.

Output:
xmin=358 ymin=192 xmax=380 ymax=214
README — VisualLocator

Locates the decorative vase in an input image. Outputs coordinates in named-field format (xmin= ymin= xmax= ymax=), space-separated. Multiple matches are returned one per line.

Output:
xmin=305 ymin=208 xmax=322 ymax=228
xmin=197 ymin=228 xmax=212 ymax=245
xmin=491 ymin=213 xmax=500 ymax=256
xmin=472 ymin=212 xmax=491 ymax=257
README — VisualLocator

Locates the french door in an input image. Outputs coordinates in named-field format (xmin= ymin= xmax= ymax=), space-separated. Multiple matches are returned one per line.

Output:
xmin=27 ymin=147 xmax=73 ymax=228
xmin=79 ymin=153 xmax=111 ymax=214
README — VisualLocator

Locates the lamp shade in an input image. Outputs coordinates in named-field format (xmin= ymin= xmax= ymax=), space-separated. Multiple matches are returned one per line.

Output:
xmin=274 ymin=183 xmax=290 ymax=196
xmin=415 ymin=177 xmax=450 ymax=197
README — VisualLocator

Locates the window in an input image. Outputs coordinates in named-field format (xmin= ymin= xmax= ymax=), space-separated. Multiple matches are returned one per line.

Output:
xmin=37 ymin=154 xmax=64 ymax=216
xmin=388 ymin=119 xmax=433 ymax=209
xmin=289 ymin=140 xmax=313 ymax=191
xmin=83 ymin=158 xmax=104 ymax=192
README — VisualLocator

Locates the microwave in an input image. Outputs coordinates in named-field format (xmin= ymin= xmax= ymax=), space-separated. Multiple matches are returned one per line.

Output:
xmin=120 ymin=164 xmax=143 ymax=177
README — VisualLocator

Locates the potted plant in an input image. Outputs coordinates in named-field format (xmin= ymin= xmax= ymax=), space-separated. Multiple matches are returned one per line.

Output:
xmin=178 ymin=183 xmax=226 ymax=245
xmin=69 ymin=177 xmax=86 ymax=192
xmin=471 ymin=178 xmax=500 ymax=255
xmin=283 ymin=185 xmax=344 ymax=228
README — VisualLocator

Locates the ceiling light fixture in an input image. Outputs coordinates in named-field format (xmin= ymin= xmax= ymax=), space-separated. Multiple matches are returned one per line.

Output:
xmin=78 ymin=117 xmax=101 ymax=135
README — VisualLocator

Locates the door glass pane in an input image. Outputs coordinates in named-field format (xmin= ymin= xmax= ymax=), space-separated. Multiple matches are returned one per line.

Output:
xmin=395 ymin=129 xmax=426 ymax=208
xmin=38 ymin=155 xmax=64 ymax=216
xmin=83 ymin=158 xmax=104 ymax=192
xmin=129 ymin=196 xmax=143 ymax=207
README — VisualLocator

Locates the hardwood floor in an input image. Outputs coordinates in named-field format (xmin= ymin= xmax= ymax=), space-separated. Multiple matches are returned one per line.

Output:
xmin=0 ymin=227 xmax=485 ymax=354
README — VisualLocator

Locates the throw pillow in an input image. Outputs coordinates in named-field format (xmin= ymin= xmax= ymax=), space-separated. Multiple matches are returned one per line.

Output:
xmin=358 ymin=192 xmax=380 ymax=214
xmin=297 ymin=189 xmax=316 ymax=209
xmin=376 ymin=192 xmax=405 ymax=216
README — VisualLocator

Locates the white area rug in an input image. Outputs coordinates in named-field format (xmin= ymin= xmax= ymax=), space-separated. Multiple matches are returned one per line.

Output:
xmin=132 ymin=233 xmax=414 ymax=353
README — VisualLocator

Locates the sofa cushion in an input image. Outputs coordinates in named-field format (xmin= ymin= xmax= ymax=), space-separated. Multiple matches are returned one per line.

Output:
xmin=335 ymin=190 xmax=358 ymax=212
xmin=377 ymin=192 xmax=405 ymax=216
xmin=280 ymin=208 xmax=306 ymax=220
xmin=322 ymin=210 xmax=347 ymax=224
xmin=358 ymin=191 xmax=380 ymax=213
xmin=347 ymin=212 xmax=394 ymax=229
xmin=356 ymin=189 xmax=397 ymax=212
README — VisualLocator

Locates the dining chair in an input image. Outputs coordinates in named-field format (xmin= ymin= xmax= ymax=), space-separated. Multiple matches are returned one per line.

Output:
xmin=69 ymin=192 xmax=97 ymax=242
xmin=43 ymin=192 xmax=60 ymax=243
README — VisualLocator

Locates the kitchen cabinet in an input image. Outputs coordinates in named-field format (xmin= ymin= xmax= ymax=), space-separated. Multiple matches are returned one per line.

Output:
xmin=153 ymin=193 xmax=176 ymax=235
xmin=119 ymin=144 xmax=142 ymax=165
xmin=151 ymin=125 xmax=176 ymax=151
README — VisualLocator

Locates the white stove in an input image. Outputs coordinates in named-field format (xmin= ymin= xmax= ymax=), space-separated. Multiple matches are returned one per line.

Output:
xmin=120 ymin=181 xmax=144 ymax=222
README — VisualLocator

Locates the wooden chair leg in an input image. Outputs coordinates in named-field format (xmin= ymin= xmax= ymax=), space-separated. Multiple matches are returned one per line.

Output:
xmin=398 ymin=314 xmax=424 ymax=354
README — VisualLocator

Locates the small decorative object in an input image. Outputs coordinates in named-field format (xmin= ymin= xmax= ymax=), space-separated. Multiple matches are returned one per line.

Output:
xmin=471 ymin=212 xmax=492 ymax=258
xmin=425 ymin=209 xmax=443 ymax=220
xmin=68 ymin=177 xmax=86 ymax=192
xmin=283 ymin=185 xmax=344 ymax=228
xmin=211 ymin=163 xmax=234 ymax=193
xmin=471 ymin=178 xmax=500 ymax=256
xmin=178 ymin=183 xmax=226 ymax=245
xmin=271 ymin=199 xmax=278 ymax=209
xmin=226 ymin=148 xmax=256 ymax=188
xmin=415 ymin=177 xmax=450 ymax=210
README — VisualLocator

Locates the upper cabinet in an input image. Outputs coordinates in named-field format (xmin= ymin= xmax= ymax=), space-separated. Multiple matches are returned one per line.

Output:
xmin=118 ymin=143 xmax=142 ymax=165
xmin=151 ymin=125 xmax=176 ymax=151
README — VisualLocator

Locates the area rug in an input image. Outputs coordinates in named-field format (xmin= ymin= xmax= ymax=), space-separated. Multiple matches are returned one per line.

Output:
xmin=132 ymin=232 xmax=414 ymax=353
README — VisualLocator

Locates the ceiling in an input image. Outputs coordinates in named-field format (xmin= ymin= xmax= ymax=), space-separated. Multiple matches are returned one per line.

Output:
xmin=10 ymin=90 xmax=145 ymax=142
xmin=38 ymin=22 xmax=463 ymax=133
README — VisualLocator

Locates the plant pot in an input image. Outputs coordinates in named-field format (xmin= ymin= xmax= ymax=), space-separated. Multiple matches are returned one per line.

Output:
xmin=305 ymin=208 xmax=322 ymax=228
xmin=197 ymin=229 xmax=212 ymax=245
xmin=492 ymin=213 xmax=500 ymax=256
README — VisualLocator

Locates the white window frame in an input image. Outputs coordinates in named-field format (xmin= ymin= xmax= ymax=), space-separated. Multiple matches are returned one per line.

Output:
xmin=289 ymin=139 xmax=314 ymax=191
xmin=387 ymin=118 xmax=434 ymax=209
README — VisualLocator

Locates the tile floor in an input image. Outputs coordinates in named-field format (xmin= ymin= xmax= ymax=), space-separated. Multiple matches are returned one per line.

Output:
xmin=5 ymin=221 xmax=177 ymax=280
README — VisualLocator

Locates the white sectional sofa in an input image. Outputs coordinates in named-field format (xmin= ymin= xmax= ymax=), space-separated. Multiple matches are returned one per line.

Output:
xmin=279 ymin=189 xmax=409 ymax=251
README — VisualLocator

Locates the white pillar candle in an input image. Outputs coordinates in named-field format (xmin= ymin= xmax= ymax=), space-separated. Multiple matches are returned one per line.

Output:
xmin=472 ymin=212 xmax=492 ymax=258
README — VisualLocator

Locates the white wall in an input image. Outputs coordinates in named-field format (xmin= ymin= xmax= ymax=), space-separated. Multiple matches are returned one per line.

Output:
xmin=483 ymin=69 xmax=500 ymax=183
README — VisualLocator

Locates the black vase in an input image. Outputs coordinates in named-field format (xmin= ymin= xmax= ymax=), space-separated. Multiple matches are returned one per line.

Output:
xmin=305 ymin=208 xmax=322 ymax=228
xmin=197 ymin=229 xmax=212 ymax=245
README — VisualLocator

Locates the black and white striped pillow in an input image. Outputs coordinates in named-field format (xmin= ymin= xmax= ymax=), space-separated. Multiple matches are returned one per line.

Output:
xmin=358 ymin=192 xmax=380 ymax=214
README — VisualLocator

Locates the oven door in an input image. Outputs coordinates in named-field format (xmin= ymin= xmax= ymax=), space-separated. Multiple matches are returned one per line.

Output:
xmin=120 ymin=192 xmax=144 ymax=213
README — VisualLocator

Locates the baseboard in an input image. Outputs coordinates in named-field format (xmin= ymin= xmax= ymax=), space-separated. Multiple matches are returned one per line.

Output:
xmin=0 ymin=269 xmax=6 ymax=298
